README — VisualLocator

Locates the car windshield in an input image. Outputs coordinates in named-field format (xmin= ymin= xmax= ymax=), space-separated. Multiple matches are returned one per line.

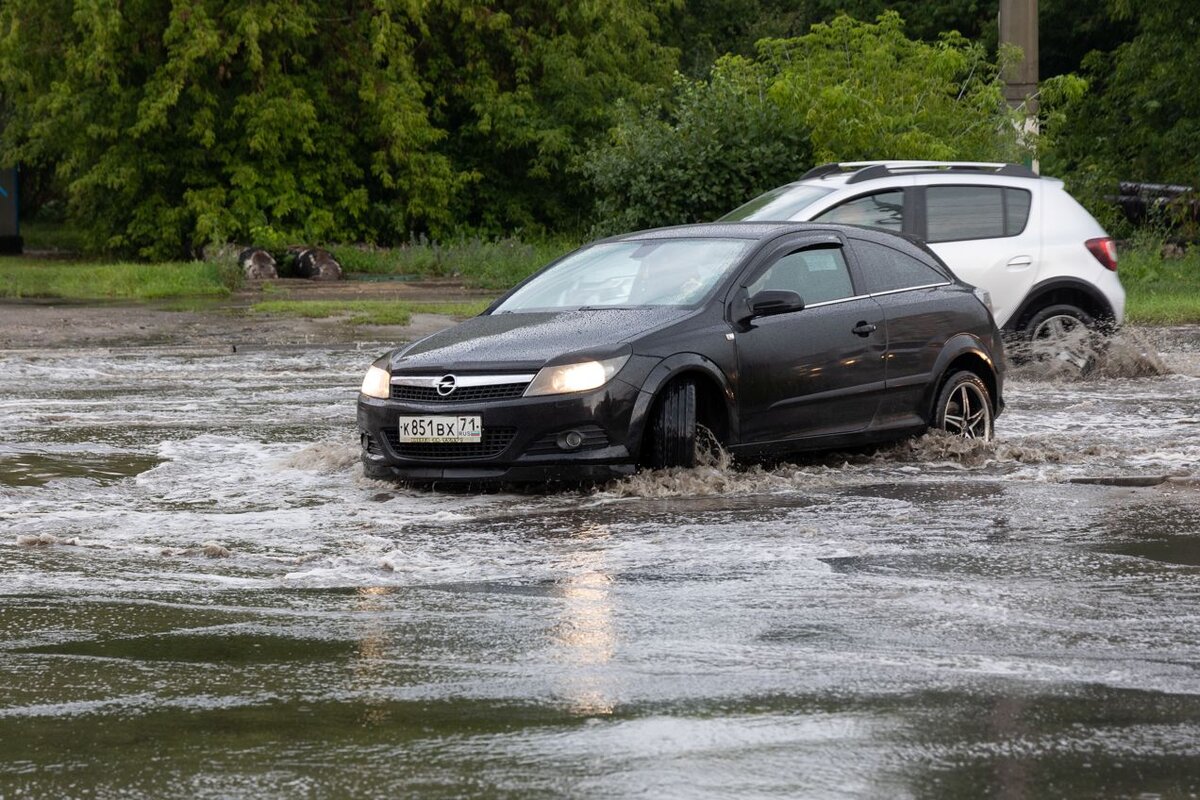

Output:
xmin=720 ymin=184 xmax=833 ymax=222
xmin=492 ymin=238 xmax=750 ymax=312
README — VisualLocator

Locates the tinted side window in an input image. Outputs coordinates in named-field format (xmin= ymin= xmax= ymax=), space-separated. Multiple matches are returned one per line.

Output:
xmin=926 ymin=186 xmax=1032 ymax=242
xmin=813 ymin=191 xmax=904 ymax=232
xmin=852 ymin=240 xmax=949 ymax=294
xmin=1005 ymin=188 xmax=1032 ymax=235
xmin=748 ymin=246 xmax=855 ymax=305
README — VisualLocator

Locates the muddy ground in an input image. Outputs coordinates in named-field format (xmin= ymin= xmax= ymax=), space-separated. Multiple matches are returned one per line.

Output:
xmin=0 ymin=278 xmax=493 ymax=350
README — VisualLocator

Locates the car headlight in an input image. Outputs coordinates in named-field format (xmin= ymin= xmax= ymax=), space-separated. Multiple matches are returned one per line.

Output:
xmin=525 ymin=355 xmax=629 ymax=397
xmin=360 ymin=365 xmax=391 ymax=399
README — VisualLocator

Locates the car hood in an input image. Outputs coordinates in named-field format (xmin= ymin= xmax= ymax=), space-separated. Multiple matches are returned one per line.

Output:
xmin=390 ymin=308 xmax=690 ymax=372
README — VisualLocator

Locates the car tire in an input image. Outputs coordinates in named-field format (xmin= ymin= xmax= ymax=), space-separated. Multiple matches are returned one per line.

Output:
xmin=647 ymin=379 xmax=698 ymax=469
xmin=1023 ymin=304 xmax=1097 ymax=372
xmin=933 ymin=371 xmax=994 ymax=440
xmin=1026 ymin=303 xmax=1095 ymax=341
xmin=361 ymin=456 xmax=392 ymax=480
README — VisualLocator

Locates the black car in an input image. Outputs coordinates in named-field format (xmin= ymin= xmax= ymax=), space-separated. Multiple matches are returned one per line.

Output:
xmin=357 ymin=222 xmax=1004 ymax=483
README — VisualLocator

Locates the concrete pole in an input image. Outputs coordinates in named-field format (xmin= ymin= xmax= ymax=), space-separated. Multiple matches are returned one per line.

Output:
xmin=999 ymin=0 xmax=1039 ymax=171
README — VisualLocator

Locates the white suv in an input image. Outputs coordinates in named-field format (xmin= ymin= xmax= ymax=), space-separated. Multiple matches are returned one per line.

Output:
xmin=721 ymin=161 xmax=1125 ymax=340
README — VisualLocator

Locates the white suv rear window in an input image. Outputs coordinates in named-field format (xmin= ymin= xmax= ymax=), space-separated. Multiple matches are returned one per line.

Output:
xmin=926 ymin=186 xmax=1032 ymax=243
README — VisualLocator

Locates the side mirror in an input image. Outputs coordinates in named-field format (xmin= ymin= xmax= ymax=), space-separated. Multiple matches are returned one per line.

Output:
xmin=748 ymin=290 xmax=804 ymax=318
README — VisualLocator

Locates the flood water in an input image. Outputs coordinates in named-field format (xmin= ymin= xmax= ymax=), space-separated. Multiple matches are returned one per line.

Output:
xmin=2 ymin=330 xmax=1200 ymax=798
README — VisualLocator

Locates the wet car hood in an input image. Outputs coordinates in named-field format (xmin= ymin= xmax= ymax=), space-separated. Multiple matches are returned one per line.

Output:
xmin=390 ymin=308 xmax=690 ymax=372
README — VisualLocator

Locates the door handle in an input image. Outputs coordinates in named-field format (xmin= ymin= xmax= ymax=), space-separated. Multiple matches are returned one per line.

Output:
xmin=852 ymin=321 xmax=877 ymax=337
xmin=1006 ymin=255 xmax=1033 ymax=269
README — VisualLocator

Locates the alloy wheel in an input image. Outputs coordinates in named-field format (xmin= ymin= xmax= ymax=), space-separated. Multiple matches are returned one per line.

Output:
xmin=941 ymin=381 xmax=991 ymax=439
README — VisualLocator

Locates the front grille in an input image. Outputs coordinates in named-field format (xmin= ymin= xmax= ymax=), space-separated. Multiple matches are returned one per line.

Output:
xmin=525 ymin=425 xmax=611 ymax=455
xmin=390 ymin=382 xmax=529 ymax=403
xmin=382 ymin=427 xmax=518 ymax=461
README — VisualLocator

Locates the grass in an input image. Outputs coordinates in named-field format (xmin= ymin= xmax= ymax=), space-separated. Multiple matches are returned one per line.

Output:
xmin=0 ymin=257 xmax=239 ymax=300
xmin=18 ymin=220 xmax=90 ymax=254
xmin=1119 ymin=242 xmax=1200 ymax=324
xmin=7 ymin=226 xmax=1196 ymax=326
xmin=249 ymin=299 xmax=492 ymax=325
xmin=331 ymin=236 xmax=577 ymax=289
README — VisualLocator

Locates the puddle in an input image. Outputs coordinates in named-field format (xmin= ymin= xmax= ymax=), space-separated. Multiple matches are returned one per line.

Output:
xmin=1100 ymin=503 xmax=1200 ymax=566
xmin=2 ymin=332 xmax=1200 ymax=797
xmin=19 ymin=632 xmax=357 ymax=663
xmin=0 ymin=452 xmax=162 ymax=487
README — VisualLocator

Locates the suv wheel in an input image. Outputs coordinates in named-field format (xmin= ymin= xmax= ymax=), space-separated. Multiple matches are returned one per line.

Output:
xmin=1027 ymin=303 xmax=1095 ymax=341
xmin=1024 ymin=303 xmax=1096 ymax=372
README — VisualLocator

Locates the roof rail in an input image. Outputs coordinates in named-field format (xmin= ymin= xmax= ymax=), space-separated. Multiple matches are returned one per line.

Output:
xmin=799 ymin=160 xmax=1039 ymax=184
xmin=799 ymin=163 xmax=845 ymax=180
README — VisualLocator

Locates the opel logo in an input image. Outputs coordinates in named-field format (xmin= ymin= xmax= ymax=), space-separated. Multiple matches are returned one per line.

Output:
xmin=436 ymin=374 xmax=457 ymax=396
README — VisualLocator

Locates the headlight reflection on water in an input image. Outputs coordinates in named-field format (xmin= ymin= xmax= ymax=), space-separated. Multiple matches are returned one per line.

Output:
xmin=551 ymin=525 xmax=618 ymax=716
xmin=353 ymin=586 xmax=396 ymax=728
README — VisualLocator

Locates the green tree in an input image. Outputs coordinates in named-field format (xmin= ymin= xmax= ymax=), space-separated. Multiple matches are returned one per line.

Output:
xmin=0 ymin=0 xmax=466 ymax=258
xmin=1041 ymin=0 xmax=1200 ymax=228
xmin=417 ymin=1 xmax=679 ymax=234
xmin=586 ymin=13 xmax=1026 ymax=231
xmin=666 ymin=0 xmax=998 ymax=77
xmin=0 ymin=1 xmax=678 ymax=257
xmin=764 ymin=13 xmax=1024 ymax=164
xmin=582 ymin=56 xmax=811 ymax=234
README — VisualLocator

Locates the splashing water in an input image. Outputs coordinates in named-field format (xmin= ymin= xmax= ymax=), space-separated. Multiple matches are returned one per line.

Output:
xmin=1008 ymin=327 xmax=1169 ymax=382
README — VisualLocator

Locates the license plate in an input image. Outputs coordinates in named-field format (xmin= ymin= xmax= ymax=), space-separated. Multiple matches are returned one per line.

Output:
xmin=398 ymin=415 xmax=482 ymax=443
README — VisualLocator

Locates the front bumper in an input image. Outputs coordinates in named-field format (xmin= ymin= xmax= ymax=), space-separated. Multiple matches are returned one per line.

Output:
xmin=357 ymin=377 xmax=646 ymax=484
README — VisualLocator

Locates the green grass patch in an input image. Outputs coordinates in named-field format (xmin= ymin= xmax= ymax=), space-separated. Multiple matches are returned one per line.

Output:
xmin=332 ymin=236 xmax=577 ymax=289
xmin=18 ymin=220 xmax=89 ymax=254
xmin=0 ymin=257 xmax=240 ymax=300
xmin=250 ymin=299 xmax=492 ymax=325
xmin=1119 ymin=243 xmax=1200 ymax=324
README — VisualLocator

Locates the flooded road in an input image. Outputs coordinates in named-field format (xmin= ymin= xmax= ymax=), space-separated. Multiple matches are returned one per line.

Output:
xmin=3 ymin=330 xmax=1200 ymax=798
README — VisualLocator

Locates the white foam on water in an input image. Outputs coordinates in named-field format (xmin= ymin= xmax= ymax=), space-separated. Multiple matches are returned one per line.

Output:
xmin=2 ymin=336 xmax=1198 ymax=596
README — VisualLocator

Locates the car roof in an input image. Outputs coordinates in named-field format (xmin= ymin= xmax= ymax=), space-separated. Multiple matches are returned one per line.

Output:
xmin=603 ymin=221 xmax=859 ymax=243
xmin=796 ymin=160 xmax=1044 ymax=187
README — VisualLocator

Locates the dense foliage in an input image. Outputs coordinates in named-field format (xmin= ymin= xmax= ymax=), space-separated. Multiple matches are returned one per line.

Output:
xmin=0 ymin=0 xmax=1192 ymax=256
xmin=581 ymin=57 xmax=812 ymax=235
xmin=1042 ymin=0 xmax=1200 ymax=232
xmin=585 ymin=14 xmax=1024 ymax=232
xmin=0 ymin=0 xmax=674 ymax=257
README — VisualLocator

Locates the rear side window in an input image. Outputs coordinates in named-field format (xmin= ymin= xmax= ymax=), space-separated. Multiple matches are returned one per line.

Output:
xmin=925 ymin=186 xmax=1032 ymax=242
xmin=813 ymin=190 xmax=904 ymax=232
xmin=852 ymin=240 xmax=949 ymax=294
xmin=748 ymin=246 xmax=855 ymax=305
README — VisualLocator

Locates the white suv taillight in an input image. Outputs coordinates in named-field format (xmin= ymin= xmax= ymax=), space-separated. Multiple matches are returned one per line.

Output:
xmin=1085 ymin=237 xmax=1118 ymax=271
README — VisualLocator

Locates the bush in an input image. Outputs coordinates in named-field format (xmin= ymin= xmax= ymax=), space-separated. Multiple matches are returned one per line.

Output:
xmin=0 ymin=1 xmax=676 ymax=258
xmin=581 ymin=57 xmax=811 ymax=234
xmin=583 ymin=13 xmax=1027 ymax=233
xmin=763 ymin=13 xmax=1024 ymax=164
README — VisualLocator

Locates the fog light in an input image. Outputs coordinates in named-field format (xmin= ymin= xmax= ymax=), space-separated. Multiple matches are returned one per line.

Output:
xmin=557 ymin=430 xmax=585 ymax=450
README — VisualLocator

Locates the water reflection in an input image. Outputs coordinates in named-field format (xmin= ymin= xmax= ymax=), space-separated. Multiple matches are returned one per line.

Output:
xmin=550 ymin=525 xmax=618 ymax=716
xmin=353 ymin=586 xmax=395 ymax=728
